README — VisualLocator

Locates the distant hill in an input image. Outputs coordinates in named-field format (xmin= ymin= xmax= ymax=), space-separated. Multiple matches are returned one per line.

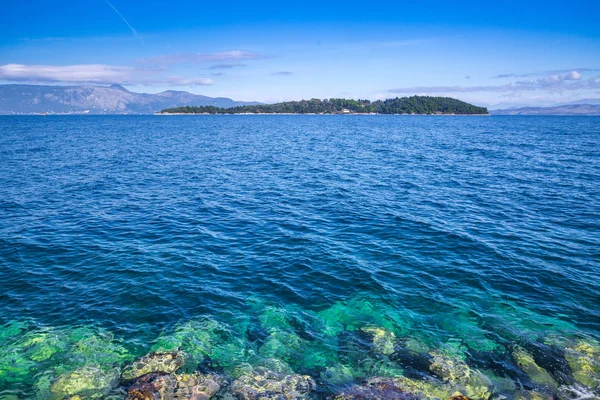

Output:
xmin=161 ymin=96 xmax=488 ymax=115
xmin=491 ymin=104 xmax=600 ymax=116
xmin=0 ymin=84 xmax=260 ymax=115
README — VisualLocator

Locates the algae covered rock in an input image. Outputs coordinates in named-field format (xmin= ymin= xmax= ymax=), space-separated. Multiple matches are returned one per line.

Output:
xmin=259 ymin=329 xmax=306 ymax=362
xmin=563 ymin=340 xmax=600 ymax=388
xmin=380 ymin=376 xmax=464 ymax=399
xmin=429 ymin=352 xmax=492 ymax=399
xmin=127 ymin=371 xmax=224 ymax=400
xmin=361 ymin=327 xmax=397 ymax=356
xmin=513 ymin=389 xmax=553 ymax=400
xmin=69 ymin=330 xmax=132 ymax=367
xmin=332 ymin=378 xmax=421 ymax=399
xmin=0 ymin=329 xmax=70 ymax=385
xmin=50 ymin=365 xmax=119 ymax=398
xmin=334 ymin=376 xmax=476 ymax=400
xmin=512 ymin=346 xmax=557 ymax=390
xmin=316 ymin=298 xmax=409 ymax=338
xmin=122 ymin=351 xmax=185 ymax=381
xmin=16 ymin=331 xmax=68 ymax=362
xmin=151 ymin=319 xmax=251 ymax=372
xmin=320 ymin=364 xmax=362 ymax=385
xmin=0 ymin=321 xmax=28 ymax=344
xmin=231 ymin=366 xmax=316 ymax=399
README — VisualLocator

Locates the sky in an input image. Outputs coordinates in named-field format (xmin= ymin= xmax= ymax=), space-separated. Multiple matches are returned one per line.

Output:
xmin=1 ymin=0 xmax=600 ymax=107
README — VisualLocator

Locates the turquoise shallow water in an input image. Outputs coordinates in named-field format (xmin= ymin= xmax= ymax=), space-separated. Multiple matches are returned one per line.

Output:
xmin=0 ymin=115 xmax=599 ymax=399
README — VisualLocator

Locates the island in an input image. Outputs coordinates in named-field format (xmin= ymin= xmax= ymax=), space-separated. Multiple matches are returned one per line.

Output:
xmin=158 ymin=96 xmax=488 ymax=115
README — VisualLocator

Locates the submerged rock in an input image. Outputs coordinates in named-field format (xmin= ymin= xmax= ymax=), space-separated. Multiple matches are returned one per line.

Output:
xmin=0 ymin=329 xmax=71 ymax=385
xmin=127 ymin=372 xmax=175 ymax=399
xmin=390 ymin=348 xmax=433 ymax=374
xmin=429 ymin=353 xmax=492 ymax=399
xmin=19 ymin=332 xmax=68 ymax=362
xmin=383 ymin=376 xmax=467 ymax=399
xmin=122 ymin=351 xmax=185 ymax=381
xmin=50 ymin=365 xmax=119 ymax=398
xmin=175 ymin=372 xmax=225 ymax=399
xmin=231 ymin=366 xmax=316 ymax=399
xmin=556 ymin=384 xmax=599 ymax=400
xmin=332 ymin=376 xmax=476 ymax=400
xmin=69 ymin=330 xmax=132 ymax=367
xmin=512 ymin=389 xmax=553 ymax=400
xmin=151 ymin=318 xmax=250 ymax=372
xmin=320 ymin=364 xmax=362 ymax=385
xmin=563 ymin=340 xmax=600 ymax=388
xmin=127 ymin=371 xmax=224 ymax=400
xmin=361 ymin=327 xmax=397 ymax=356
xmin=0 ymin=321 xmax=28 ymax=344
xmin=332 ymin=378 xmax=421 ymax=399
xmin=512 ymin=346 xmax=558 ymax=390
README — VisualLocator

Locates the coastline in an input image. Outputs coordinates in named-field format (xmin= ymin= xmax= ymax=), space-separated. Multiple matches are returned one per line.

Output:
xmin=154 ymin=112 xmax=491 ymax=116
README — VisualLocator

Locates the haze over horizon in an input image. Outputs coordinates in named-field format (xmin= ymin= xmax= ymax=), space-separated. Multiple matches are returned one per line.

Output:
xmin=1 ymin=0 xmax=599 ymax=107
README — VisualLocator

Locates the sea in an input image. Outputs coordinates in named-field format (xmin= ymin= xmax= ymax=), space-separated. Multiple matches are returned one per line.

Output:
xmin=0 ymin=115 xmax=599 ymax=399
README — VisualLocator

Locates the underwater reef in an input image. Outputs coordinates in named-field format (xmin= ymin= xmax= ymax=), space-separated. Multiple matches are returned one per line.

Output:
xmin=0 ymin=298 xmax=599 ymax=399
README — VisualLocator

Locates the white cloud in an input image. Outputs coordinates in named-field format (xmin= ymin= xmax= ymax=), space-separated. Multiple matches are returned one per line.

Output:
xmin=0 ymin=50 xmax=266 ymax=87
xmin=389 ymin=72 xmax=600 ymax=95
xmin=537 ymin=70 xmax=581 ymax=86
xmin=0 ymin=64 xmax=135 ymax=83
xmin=566 ymin=70 xmax=582 ymax=80
xmin=0 ymin=64 xmax=213 ymax=86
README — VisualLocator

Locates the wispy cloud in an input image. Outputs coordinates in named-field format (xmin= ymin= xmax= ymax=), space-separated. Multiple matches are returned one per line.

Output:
xmin=495 ymin=73 xmax=537 ymax=79
xmin=272 ymin=71 xmax=292 ymax=76
xmin=389 ymin=71 xmax=600 ymax=94
xmin=390 ymin=84 xmax=513 ymax=94
xmin=104 ymin=0 xmax=141 ymax=42
xmin=164 ymin=76 xmax=213 ymax=86
xmin=208 ymin=63 xmax=247 ymax=69
xmin=494 ymin=68 xmax=600 ymax=79
xmin=0 ymin=64 xmax=213 ymax=86
xmin=141 ymin=51 xmax=265 ymax=66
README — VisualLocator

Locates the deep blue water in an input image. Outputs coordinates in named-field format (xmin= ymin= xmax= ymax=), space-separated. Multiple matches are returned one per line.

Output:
xmin=0 ymin=115 xmax=599 ymax=399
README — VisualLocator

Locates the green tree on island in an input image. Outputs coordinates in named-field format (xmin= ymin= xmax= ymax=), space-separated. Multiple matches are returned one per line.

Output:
xmin=160 ymin=96 xmax=488 ymax=115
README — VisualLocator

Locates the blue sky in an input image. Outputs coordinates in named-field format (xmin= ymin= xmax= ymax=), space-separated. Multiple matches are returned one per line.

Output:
xmin=1 ymin=0 xmax=599 ymax=106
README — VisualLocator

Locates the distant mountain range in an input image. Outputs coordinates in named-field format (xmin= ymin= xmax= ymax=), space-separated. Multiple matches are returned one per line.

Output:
xmin=491 ymin=103 xmax=600 ymax=116
xmin=1 ymin=84 xmax=599 ymax=116
xmin=560 ymin=98 xmax=600 ymax=106
xmin=0 ymin=84 xmax=260 ymax=114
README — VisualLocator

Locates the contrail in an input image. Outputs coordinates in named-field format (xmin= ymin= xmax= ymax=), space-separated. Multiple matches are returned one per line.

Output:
xmin=104 ymin=0 xmax=141 ymax=42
